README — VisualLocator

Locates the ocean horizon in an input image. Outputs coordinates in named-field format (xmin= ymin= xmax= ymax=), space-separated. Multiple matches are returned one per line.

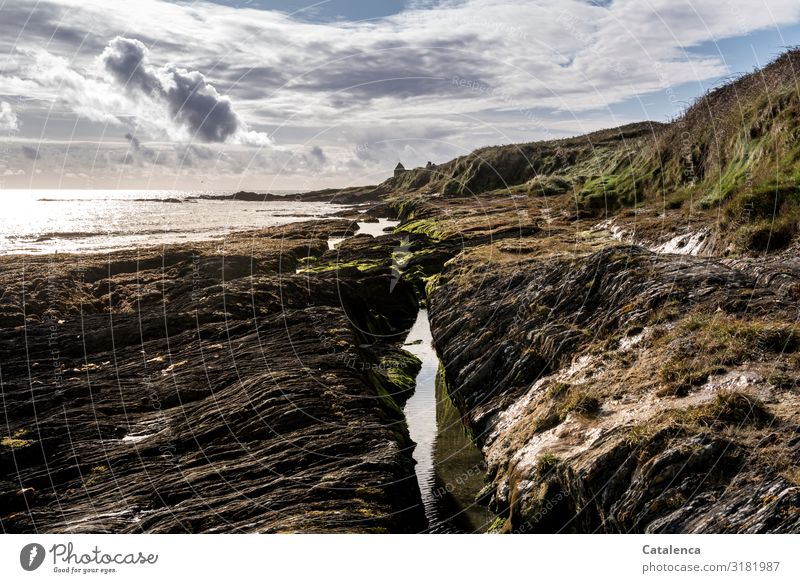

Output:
xmin=0 ymin=189 xmax=345 ymax=255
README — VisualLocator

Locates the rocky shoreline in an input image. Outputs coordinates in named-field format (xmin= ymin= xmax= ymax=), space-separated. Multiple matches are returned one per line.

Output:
xmin=3 ymin=179 xmax=797 ymax=533
xmin=0 ymin=220 xmax=428 ymax=533
xmin=4 ymin=50 xmax=800 ymax=534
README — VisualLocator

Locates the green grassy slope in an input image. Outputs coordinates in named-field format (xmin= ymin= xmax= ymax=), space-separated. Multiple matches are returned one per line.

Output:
xmin=385 ymin=49 xmax=800 ymax=253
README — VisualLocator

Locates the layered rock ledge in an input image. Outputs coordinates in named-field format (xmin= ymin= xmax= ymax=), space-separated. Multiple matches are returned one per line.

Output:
xmin=0 ymin=221 xmax=426 ymax=533
xmin=428 ymin=242 xmax=799 ymax=533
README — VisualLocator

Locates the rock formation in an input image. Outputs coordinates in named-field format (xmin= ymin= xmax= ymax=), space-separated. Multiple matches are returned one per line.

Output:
xmin=0 ymin=221 xmax=426 ymax=533
xmin=3 ymin=49 xmax=800 ymax=535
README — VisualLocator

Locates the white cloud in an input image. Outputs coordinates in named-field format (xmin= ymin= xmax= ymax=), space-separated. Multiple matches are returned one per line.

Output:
xmin=29 ymin=50 xmax=128 ymax=125
xmin=0 ymin=101 xmax=18 ymax=131
xmin=98 ymin=36 xmax=272 ymax=145
xmin=233 ymin=129 xmax=274 ymax=147
xmin=1 ymin=0 xmax=799 ymax=187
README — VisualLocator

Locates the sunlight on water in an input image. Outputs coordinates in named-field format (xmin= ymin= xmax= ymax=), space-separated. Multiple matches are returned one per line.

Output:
xmin=327 ymin=218 xmax=400 ymax=249
xmin=402 ymin=309 xmax=495 ymax=533
xmin=402 ymin=310 xmax=439 ymax=524
xmin=355 ymin=218 xmax=400 ymax=237
xmin=0 ymin=190 xmax=346 ymax=254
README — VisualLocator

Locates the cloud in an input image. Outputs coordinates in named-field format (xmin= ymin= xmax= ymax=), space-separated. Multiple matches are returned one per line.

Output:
xmin=0 ymin=102 xmax=18 ymax=131
xmin=101 ymin=36 xmax=271 ymax=145
xmin=101 ymin=37 xmax=160 ymax=94
xmin=309 ymin=145 xmax=326 ymax=164
xmin=21 ymin=145 xmax=39 ymax=160
xmin=233 ymin=129 xmax=274 ymax=147
xmin=29 ymin=50 xmax=127 ymax=124
xmin=2 ymin=0 xmax=800 ymax=188
xmin=124 ymin=132 xmax=142 ymax=150
xmin=122 ymin=132 xmax=161 ymax=165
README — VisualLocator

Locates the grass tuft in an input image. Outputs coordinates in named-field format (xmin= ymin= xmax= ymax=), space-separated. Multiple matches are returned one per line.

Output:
xmin=691 ymin=390 xmax=774 ymax=428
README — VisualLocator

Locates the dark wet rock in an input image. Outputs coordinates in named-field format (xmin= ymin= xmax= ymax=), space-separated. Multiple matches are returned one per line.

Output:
xmin=0 ymin=226 xmax=425 ymax=533
xmin=427 ymin=244 xmax=800 ymax=533
xmin=724 ymin=244 xmax=800 ymax=300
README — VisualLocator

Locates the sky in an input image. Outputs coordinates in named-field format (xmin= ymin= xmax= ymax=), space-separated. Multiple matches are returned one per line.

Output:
xmin=1 ymin=0 xmax=799 ymax=191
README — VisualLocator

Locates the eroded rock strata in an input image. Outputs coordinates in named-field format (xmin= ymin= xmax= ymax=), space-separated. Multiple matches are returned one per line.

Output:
xmin=0 ymin=221 xmax=426 ymax=533
xmin=427 ymin=243 xmax=799 ymax=533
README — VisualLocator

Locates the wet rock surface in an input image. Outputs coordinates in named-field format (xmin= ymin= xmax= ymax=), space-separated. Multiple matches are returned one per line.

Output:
xmin=0 ymin=221 xmax=426 ymax=533
xmin=6 ymin=50 xmax=800 ymax=535
xmin=426 ymin=241 xmax=800 ymax=533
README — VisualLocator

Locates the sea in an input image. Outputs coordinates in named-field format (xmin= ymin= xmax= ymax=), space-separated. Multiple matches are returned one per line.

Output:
xmin=0 ymin=190 xmax=350 ymax=255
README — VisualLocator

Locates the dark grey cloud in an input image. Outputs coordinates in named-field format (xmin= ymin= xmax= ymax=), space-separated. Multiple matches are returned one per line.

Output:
xmin=124 ymin=132 xmax=141 ymax=150
xmin=163 ymin=65 xmax=239 ymax=142
xmin=122 ymin=131 xmax=163 ymax=165
xmin=289 ymin=36 xmax=494 ymax=102
xmin=308 ymin=145 xmax=326 ymax=163
xmin=102 ymin=37 xmax=242 ymax=143
xmin=102 ymin=38 xmax=160 ymax=94
xmin=21 ymin=145 xmax=39 ymax=160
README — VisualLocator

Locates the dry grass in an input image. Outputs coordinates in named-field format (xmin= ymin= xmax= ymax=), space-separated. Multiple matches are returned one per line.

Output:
xmin=683 ymin=390 xmax=774 ymax=428
xmin=659 ymin=313 xmax=800 ymax=395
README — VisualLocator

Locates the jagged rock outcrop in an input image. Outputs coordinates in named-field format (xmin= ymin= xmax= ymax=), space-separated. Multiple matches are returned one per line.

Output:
xmin=428 ymin=244 xmax=799 ymax=533
xmin=0 ymin=221 xmax=426 ymax=533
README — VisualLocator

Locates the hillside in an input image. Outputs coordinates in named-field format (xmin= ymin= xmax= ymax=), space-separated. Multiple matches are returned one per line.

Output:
xmin=374 ymin=49 xmax=800 ymax=533
xmin=382 ymin=49 xmax=800 ymax=255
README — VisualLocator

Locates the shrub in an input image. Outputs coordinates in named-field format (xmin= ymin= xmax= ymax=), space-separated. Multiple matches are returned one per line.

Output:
xmin=741 ymin=209 xmax=800 ymax=252
xmin=535 ymin=453 xmax=560 ymax=475
xmin=559 ymin=389 xmax=601 ymax=418
xmin=527 ymin=175 xmax=572 ymax=197
xmin=692 ymin=390 xmax=774 ymax=428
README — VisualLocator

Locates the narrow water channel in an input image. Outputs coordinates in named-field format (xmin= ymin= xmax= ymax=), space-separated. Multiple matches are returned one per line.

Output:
xmin=402 ymin=308 xmax=496 ymax=533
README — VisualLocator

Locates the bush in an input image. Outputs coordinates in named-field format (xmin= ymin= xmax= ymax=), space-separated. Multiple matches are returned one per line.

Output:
xmin=692 ymin=391 xmax=774 ymax=428
xmin=664 ymin=190 xmax=690 ymax=210
xmin=741 ymin=209 xmax=800 ymax=252
xmin=725 ymin=182 xmax=799 ymax=222
xmin=527 ymin=175 xmax=572 ymax=196
xmin=559 ymin=389 xmax=601 ymax=418
xmin=535 ymin=453 xmax=560 ymax=475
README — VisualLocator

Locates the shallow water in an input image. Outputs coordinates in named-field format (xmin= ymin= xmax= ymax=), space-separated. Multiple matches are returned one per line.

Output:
xmin=402 ymin=309 xmax=495 ymax=533
xmin=0 ymin=190 xmax=347 ymax=254
xmin=356 ymin=218 xmax=400 ymax=237
xmin=326 ymin=217 xmax=400 ymax=250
